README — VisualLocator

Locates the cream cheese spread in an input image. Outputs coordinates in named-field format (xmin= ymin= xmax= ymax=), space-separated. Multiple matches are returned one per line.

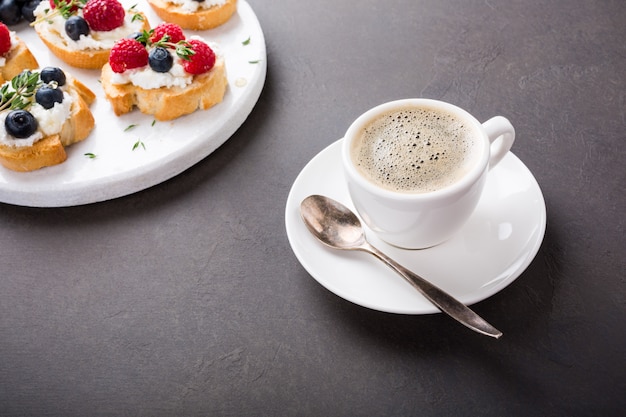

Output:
xmin=0 ymin=91 xmax=74 ymax=148
xmin=111 ymin=60 xmax=193 ymax=89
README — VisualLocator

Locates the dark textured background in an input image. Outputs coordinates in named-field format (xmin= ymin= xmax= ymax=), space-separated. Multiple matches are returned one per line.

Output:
xmin=1 ymin=0 xmax=625 ymax=415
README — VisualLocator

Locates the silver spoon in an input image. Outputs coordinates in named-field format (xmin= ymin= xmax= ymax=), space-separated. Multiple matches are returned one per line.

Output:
xmin=300 ymin=194 xmax=502 ymax=339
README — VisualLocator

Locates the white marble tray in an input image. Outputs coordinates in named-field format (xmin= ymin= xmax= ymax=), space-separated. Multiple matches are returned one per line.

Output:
xmin=0 ymin=0 xmax=266 ymax=207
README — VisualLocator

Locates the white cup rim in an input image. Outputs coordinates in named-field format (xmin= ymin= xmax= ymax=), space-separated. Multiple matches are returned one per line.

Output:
xmin=342 ymin=98 xmax=490 ymax=200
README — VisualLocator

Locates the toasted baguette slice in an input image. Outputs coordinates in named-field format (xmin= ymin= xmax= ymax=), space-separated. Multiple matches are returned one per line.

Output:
xmin=33 ymin=12 xmax=150 ymax=69
xmin=147 ymin=0 xmax=236 ymax=30
xmin=58 ymin=78 xmax=96 ymax=146
xmin=36 ymin=31 xmax=110 ymax=70
xmin=0 ymin=38 xmax=39 ymax=84
xmin=0 ymin=77 xmax=96 ymax=172
xmin=101 ymin=56 xmax=227 ymax=121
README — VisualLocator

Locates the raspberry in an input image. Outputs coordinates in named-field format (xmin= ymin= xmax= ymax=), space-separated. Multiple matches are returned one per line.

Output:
xmin=83 ymin=0 xmax=125 ymax=31
xmin=0 ymin=23 xmax=11 ymax=56
xmin=150 ymin=23 xmax=186 ymax=44
xmin=182 ymin=39 xmax=216 ymax=75
xmin=109 ymin=38 xmax=148 ymax=73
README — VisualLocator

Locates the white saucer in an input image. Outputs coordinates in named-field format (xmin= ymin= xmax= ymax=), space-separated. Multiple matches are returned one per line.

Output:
xmin=285 ymin=139 xmax=546 ymax=314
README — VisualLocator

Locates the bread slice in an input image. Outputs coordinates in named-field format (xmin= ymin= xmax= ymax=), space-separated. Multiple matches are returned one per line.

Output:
xmin=147 ymin=0 xmax=237 ymax=30
xmin=0 ymin=38 xmax=39 ymax=84
xmin=33 ymin=12 xmax=150 ymax=69
xmin=0 ymin=76 xmax=96 ymax=172
xmin=36 ymin=30 xmax=110 ymax=70
xmin=58 ymin=77 xmax=96 ymax=146
xmin=100 ymin=56 xmax=227 ymax=121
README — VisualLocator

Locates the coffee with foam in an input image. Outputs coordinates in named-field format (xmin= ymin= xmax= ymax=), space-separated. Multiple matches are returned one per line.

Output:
xmin=350 ymin=106 xmax=481 ymax=193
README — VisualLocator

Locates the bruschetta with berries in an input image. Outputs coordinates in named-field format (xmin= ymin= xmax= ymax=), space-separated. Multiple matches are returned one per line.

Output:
xmin=100 ymin=23 xmax=227 ymax=121
xmin=32 ymin=0 xmax=150 ymax=69
xmin=0 ymin=67 xmax=95 ymax=171
xmin=0 ymin=22 xmax=39 ymax=83
xmin=146 ymin=0 xmax=236 ymax=30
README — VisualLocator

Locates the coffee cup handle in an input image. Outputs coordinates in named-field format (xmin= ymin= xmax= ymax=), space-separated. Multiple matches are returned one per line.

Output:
xmin=482 ymin=116 xmax=515 ymax=170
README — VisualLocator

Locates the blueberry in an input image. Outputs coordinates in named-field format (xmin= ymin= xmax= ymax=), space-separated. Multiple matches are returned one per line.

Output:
xmin=65 ymin=15 xmax=89 ymax=41
xmin=5 ymin=110 xmax=38 ymax=138
xmin=35 ymin=84 xmax=64 ymax=109
xmin=0 ymin=0 xmax=22 ymax=25
xmin=148 ymin=47 xmax=173 ymax=73
xmin=40 ymin=67 xmax=66 ymax=86
xmin=20 ymin=0 xmax=41 ymax=23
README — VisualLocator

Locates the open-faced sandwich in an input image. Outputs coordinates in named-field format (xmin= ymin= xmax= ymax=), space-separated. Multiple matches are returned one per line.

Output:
xmin=100 ymin=23 xmax=227 ymax=121
xmin=0 ymin=22 xmax=39 ymax=83
xmin=146 ymin=0 xmax=236 ymax=30
xmin=32 ymin=0 xmax=150 ymax=69
xmin=0 ymin=67 xmax=96 ymax=171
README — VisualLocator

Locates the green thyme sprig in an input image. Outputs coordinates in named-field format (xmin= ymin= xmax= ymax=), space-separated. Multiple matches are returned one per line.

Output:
xmin=134 ymin=30 xmax=196 ymax=61
xmin=0 ymin=71 xmax=42 ymax=112
xmin=171 ymin=40 xmax=195 ymax=61
xmin=128 ymin=4 xmax=144 ymax=22
xmin=31 ymin=0 xmax=87 ymax=25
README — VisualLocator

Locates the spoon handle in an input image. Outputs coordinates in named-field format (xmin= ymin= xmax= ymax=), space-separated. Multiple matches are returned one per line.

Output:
xmin=364 ymin=243 xmax=503 ymax=339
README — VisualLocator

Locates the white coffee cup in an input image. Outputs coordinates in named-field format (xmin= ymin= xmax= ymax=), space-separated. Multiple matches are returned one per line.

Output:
xmin=341 ymin=98 xmax=515 ymax=249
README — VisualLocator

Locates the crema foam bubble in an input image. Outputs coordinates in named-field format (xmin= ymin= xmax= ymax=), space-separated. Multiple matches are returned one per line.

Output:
xmin=351 ymin=106 xmax=480 ymax=193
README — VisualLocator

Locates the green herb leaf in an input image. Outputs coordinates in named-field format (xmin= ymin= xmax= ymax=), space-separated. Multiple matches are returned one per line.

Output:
xmin=248 ymin=60 xmax=261 ymax=64
xmin=242 ymin=37 xmax=251 ymax=46
xmin=0 ymin=70 xmax=42 ymax=112
xmin=84 ymin=152 xmax=97 ymax=159
xmin=132 ymin=139 xmax=146 ymax=151
xmin=174 ymin=40 xmax=195 ymax=61
xmin=134 ymin=29 xmax=152 ymax=45
xmin=125 ymin=124 xmax=138 ymax=131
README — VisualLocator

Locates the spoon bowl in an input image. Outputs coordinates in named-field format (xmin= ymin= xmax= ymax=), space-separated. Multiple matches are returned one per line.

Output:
xmin=300 ymin=194 xmax=366 ymax=249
